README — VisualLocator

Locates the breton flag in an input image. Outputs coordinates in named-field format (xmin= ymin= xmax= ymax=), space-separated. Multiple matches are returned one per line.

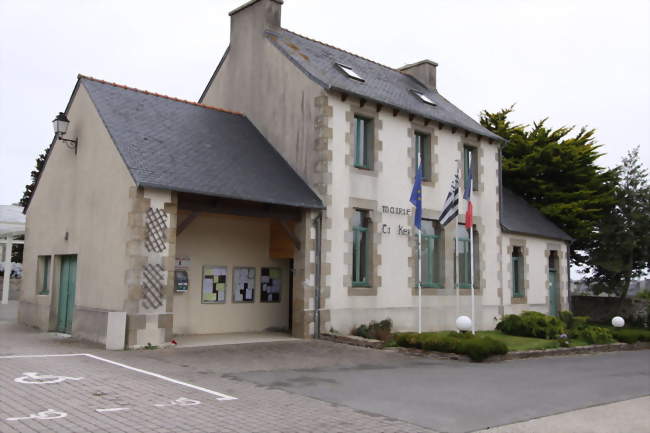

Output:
xmin=439 ymin=167 xmax=460 ymax=226
xmin=464 ymin=157 xmax=474 ymax=228
xmin=409 ymin=161 xmax=423 ymax=230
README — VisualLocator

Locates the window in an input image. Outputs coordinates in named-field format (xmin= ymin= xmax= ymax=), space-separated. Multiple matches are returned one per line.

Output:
xmin=463 ymin=146 xmax=478 ymax=191
xmin=512 ymin=247 xmax=524 ymax=297
xmin=336 ymin=63 xmax=364 ymax=81
xmin=455 ymin=225 xmax=478 ymax=289
xmin=37 ymin=255 xmax=50 ymax=294
xmin=354 ymin=116 xmax=373 ymax=169
xmin=352 ymin=209 xmax=370 ymax=286
xmin=420 ymin=220 xmax=441 ymax=287
xmin=411 ymin=89 xmax=436 ymax=106
xmin=415 ymin=132 xmax=432 ymax=181
xmin=456 ymin=225 xmax=471 ymax=289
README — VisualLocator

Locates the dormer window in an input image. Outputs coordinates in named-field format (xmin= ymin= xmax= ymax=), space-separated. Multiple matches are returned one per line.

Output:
xmin=336 ymin=63 xmax=364 ymax=82
xmin=411 ymin=90 xmax=436 ymax=106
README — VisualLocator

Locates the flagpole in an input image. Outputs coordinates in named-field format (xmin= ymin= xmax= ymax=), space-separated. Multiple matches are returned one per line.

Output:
xmin=455 ymin=161 xmax=460 ymax=329
xmin=470 ymin=225 xmax=475 ymax=334
xmin=418 ymin=229 xmax=422 ymax=334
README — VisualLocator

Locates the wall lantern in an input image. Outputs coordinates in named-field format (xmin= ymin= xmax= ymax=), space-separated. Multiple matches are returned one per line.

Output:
xmin=52 ymin=112 xmax=78 ymax=153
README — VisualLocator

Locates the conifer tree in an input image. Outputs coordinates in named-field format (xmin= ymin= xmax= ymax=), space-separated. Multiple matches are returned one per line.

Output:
xmin=480 ymin=106 xmax=618 ymax=265
xmin=587 ymin=147 xmax=650 ymax=302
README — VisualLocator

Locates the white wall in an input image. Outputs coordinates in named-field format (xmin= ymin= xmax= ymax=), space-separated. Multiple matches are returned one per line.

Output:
xmin=326 ymin=96 xmax=503 ymax=333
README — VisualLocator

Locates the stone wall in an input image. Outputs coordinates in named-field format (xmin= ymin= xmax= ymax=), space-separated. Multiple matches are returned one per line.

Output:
xmin=572 ymin=295 xmax=650 ymax=325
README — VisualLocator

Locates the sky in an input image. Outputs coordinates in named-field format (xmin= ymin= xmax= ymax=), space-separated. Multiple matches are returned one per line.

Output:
xmin=0 ymin=0 xmax=648 ymax=206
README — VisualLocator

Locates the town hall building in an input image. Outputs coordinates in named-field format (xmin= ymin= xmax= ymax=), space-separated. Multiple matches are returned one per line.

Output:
xmin=18 ymin=0 xmax=572 ymax=349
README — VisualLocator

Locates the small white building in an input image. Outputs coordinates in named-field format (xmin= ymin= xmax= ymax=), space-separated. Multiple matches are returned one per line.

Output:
xmin=19 ymin=0 xmax=572 ymax=348
xmin=1 ymin=205 xmax=25 ymax=305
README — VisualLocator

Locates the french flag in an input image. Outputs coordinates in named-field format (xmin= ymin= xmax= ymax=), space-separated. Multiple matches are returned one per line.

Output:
xmin=464 ymin=157 xmax=473 ymax=229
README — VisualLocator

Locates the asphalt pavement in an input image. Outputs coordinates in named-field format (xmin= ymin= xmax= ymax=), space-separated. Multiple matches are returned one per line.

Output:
xmin=231 ymin=349 xmax=650 ymax=433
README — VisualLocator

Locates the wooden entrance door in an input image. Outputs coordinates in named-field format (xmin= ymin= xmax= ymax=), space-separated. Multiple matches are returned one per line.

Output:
xmin=56 ymin=255 xmax=77 ymax=333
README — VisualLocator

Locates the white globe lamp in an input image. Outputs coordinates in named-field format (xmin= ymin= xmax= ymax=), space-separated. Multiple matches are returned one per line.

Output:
xmin=456 ymin=315 xmax=472 ymax=332
xmin=611 ymin=316 xmax=625 ymax=328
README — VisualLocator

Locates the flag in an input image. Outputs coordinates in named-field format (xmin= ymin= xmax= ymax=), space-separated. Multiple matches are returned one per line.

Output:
xmin=439 ymin=167 xmax=459 ymax=226
xmin=464 ymin=156 xmax=473 ymax=228
xmin=410 ymin=162 xmax=423 ymax=230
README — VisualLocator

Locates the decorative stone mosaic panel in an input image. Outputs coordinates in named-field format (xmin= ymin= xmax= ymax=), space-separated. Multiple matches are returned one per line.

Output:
xmin=142 ymin=263 xmax=165 ymax=310
xmin=145 ymin=208 xmax=167 ymax=253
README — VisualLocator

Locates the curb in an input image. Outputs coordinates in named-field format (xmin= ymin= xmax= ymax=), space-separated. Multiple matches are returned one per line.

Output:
xmin=320 ymin=333 xmax=384 ymax=349
xmin=321 ymin=333 xmax=650 ymax=362
xmin=497 ymin=341 xmax=650 ymax=361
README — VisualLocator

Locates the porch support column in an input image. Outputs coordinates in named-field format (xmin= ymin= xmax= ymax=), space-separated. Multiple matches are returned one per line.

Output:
xmin=2 ymin=236 xmax=13 ymax=305
xmin=124 ymin=187 xmax=177 ymax=348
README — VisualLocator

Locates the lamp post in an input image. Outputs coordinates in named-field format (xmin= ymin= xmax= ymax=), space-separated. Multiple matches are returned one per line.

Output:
xmin=52 ymin=112 xmax=78 ymax=153
xmin=456 ymin=315 xmax=472 ymax=333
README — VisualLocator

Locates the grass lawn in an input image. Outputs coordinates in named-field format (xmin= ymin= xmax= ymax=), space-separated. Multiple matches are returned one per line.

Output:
xmin=477 ymin=331 xmax=559 ymax=351
xmin=477 ymin=331 xmax=592 ymax=351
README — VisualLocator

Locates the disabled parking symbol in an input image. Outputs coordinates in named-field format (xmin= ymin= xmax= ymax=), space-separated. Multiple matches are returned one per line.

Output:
xmin=14 ymin=372 xmax=84 ymax=384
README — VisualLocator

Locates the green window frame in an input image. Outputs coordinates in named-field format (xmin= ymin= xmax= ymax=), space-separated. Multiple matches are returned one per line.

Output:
xmin=354 ymin=116 xmax=373 ymax=169
xmin=512 ymin=247 xmax=524 ymax=297
xmin=415 ymin=132 xmax=432 ymax=181
xmin=420 ymin=220 xmax=441 ymax=287
xmin=463 ymin=146 xmax=478 ymax=191
xmin=352 ymin=209 xmax=370 ymax=286
xmin=38 ymin=255 xmax=50 ymax=295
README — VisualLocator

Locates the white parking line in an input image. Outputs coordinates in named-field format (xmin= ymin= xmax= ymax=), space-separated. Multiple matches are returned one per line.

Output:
xmin=96 ymin=408 xmax=130 ymax=413
xmin=0 ymin=353 xmax=238 ymax=401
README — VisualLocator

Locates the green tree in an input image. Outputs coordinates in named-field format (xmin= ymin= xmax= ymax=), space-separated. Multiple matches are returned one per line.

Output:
xmin=480 ymin=106 xmax=617 ymax=265
xmin=587 ymin=147 xmax=650 ymax=303
xmin=19 ymin=148 xmax=48 ymax=208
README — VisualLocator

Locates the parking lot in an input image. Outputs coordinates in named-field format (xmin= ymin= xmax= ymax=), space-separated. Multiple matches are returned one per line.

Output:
xmin=0 ymin=353 xmax=240 ymax=432
xmin=1 ymin=318 xmax=648 ymax=433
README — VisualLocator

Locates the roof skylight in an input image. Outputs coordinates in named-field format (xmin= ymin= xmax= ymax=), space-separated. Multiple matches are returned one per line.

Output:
xmin=411 ymin=90 xmax=436 ymax=106
xmin=336 ymin=63 xmax=364 ymax=82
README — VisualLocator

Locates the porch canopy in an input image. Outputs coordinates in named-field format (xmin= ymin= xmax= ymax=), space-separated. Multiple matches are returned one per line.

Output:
xmin=1 ymin=205 xmax=25 ymax=304
xmin=79 ymin=76 xmax=324 ymax=211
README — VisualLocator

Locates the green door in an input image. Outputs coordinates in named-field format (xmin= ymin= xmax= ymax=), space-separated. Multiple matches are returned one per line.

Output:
xmin=56 ymin=255 xmax=77 ymax=333
xmin=548 ymin=269 xmax=558 ymax=317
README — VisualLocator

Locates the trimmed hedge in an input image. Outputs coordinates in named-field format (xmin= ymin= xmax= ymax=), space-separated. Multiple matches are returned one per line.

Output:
xmin=352 ymin=319 xmax=393 ymax=341
xmin=496 ymin=311 xmax=565 ymax=339
xmin=394 ymin=332 xmax=508 ymax=362
xmin=612 ymin=328 xmax=650 ymax=344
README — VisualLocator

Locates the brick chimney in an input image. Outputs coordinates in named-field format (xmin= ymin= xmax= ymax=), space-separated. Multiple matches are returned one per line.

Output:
xmin=399 ymin=60 xmax=438 ymax=90
xmin=229 ymin=0 xmax=283 ymax=33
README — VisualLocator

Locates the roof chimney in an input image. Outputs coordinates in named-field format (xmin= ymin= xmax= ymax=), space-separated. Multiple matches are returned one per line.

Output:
xmin=229 ymin=0 xmax=283 ymax=31
xmin=399 ymin=60 xmax=438 ymax=91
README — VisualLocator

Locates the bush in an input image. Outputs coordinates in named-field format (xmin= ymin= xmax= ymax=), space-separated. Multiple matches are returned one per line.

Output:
xmin=579 ymin=326 xmax=614 ymax=345
xmin=612 ymin=329 xmax=650 ymax=344
xmin=393 ymin=332 xmax=508 ymax=362
xmin=458 ymin=337 xmax=508 ymax=362
xmin=496 ymin=314 xmax=526 ymax=336
xmin=351 ymin=318 xmax=393 ymax=341
xmin=393 ymin=332 xmax=420 ymax=348
xmin=497 ymin=311 xmax=565 ymax=339
xmin=558 ymin=311 xmax=573 ymax=328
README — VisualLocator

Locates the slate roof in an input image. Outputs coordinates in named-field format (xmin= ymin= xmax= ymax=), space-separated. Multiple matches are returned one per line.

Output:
xmin=501 ymin=188 xmax=573 ymax=242
xmin=266 ymin=29 xmax=504 ymax=142
xmin=81 ymin=76 xmax=323 ymax=209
